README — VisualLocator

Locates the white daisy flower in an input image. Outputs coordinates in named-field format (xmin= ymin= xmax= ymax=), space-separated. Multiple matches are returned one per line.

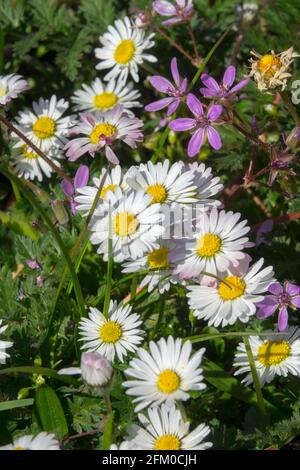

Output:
xmin=233 ymin=327 xmax=300 ymax=386
xmin=65 ymin=106 xmax=143 ymax=165
xmin=0 ymin=320 xmax=13 ymax=365
xmin=14 ymin=95 xmax=72 ymax=153
xmin=0 ymin=74 xmax=29 ymax=105
xmin=126 ymin=160 xmax=197 ymax=205
xmin=71 ymin=77 xmax=141 ymax=116
xmin=131 ymin=404 xmax=212 ymax=450
xmin=187 ymin=257 xmax=274 ymax=327
xmin=0 ymin=432 xmax=60 ymax=450
xmin=11 ymin=140 xmax=62 ymax=182
xmin=123 ymin=336 xmax=206 ymax=412
xmin=175 ymin=208 xmax=252 ymax=279
xmin=89 ymin=187 xmax=164 ymax=262
xmin=122 ymin=239 xmax=184 ymax=294
xmin=188 ymin=162 xmax=223 ymax=208
xmin=95 ymin=16 xmax=157 ymax=84
xmin=79 ymin=300 xmax=144 ymax=362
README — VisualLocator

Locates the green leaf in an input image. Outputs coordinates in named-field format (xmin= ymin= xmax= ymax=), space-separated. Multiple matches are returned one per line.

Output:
xmin=34 ymin=385 xmax=68 ymax=439
xmin=101 ymin=411 xmax=114 ymax=450
xmin=0 ymin=366 xmax=77 ymax=385
xmin=0 ymin=398 xmax=34 ymax=412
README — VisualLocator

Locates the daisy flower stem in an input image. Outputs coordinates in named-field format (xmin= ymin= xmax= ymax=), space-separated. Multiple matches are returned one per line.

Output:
xmin=103 ymin=204 xmax=113 ymax=319
xmin=243 ymin=335 xmax=266 ymax=415
xmin=103 ymin=386 xmax=113 ymax=414
xmin=154 ymin=26 xmax=196 ymax=65
xmin=130 ymin=275 xmax=138 ymax=302
xmin=152 ymin=296 xmax=165 ymax=339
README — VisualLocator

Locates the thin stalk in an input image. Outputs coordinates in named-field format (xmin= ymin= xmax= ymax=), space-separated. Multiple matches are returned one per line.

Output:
xmin=185 ymin=331 xmax=282 ymax=343
xmin=152 ymin=296 xmax=165 ymax=339
xmin=130 ymin=275 xmax=138 ymax=303
xmin=103 ymin=203 xmax=113 ymax=318
xmin=188 ymin=25 xmax=200 ymax=62
xmin=243 ymin=336 xmax=266 ymax=415
xmin=154 ymin=26 xmax=196 ymax=65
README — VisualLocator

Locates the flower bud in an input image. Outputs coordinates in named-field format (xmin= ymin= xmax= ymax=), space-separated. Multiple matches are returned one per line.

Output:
xmin=80 ymin=352 xmax=113 ymax=387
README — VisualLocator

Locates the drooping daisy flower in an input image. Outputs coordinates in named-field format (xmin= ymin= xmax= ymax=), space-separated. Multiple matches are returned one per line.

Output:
xmin=79 ymin=300 xmax=144 ymax=362
xmin=59 ymin=352 xmax=113 ymax=387
xmin=0 ymin=320 xmax=13 ymax=365
xmin=187 ymin=258 xmax=274 ymax=327
xmin=123 ymin=336 xmax=206 ymax=412
xmin=65 ymin=106 xmax=143 ymax=164
xmin=189 ymin=162 xmax=223 ymax=208
xmin=0 ymin=74 xmax=29 ymax=105
xmin=200 ymin=65 xmax=249 ymax=99
xmin=126 ymin=160 xmax=197 ymax=205
xmin=249 ymin=48 xmax=299 ymax=92
xmin=95 ymin=16 xmax=157 ymax=84
xmin=233 ymin=327 xmax=300 ymax=386
xmin=153 ymin=0 xmax=195 ymax=26
xmin=89 ymin=187 xmax=164 ymax=262
xmin=175 ymin=208 xmax=252 ymax=279
xmin=131 ymin=404 xmax=212 ymax=450
xmin=71 ymin=77 xmax=141 ymax=116
xmin=0 ymin=432 xmax=60 ymax=450
xmin=14 ymin=95 xmax=73 ymax=153
xmin=169 ymin=93 xmax=223 ymax=157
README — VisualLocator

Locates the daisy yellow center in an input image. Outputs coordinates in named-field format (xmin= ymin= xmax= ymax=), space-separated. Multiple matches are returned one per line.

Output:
xmin=114 ymin=39 xmax=136 ymax=64
xmin=21 ymin=144 xmax=38 ymax=160
xmin=114 ymin=212 xmax=139 ymax=237
xmin=99 ymin=321 xmax=122 ymax=343
xmin=218 ymin=276 xmax=246 ymax=301
xmin=89 ymin=123 xmax=117 ymax=144
xmin=101 ymin=183 xmax=117 ymax=199
xmin=94 ymin=92 xmax=118 ymax=110
xmin=155 ymin=434 xmax=181 ymax=450
xmin=146 ymin=184 xmax=167 ymax=204
xmin=0 ymin=84 xmax=6 ymax=97
xmin=32 ymin=116 xmax=56 ymax=139
xmin=258 ymin=54 xmax=282 ymax=78
xmin=196 ymin=233 xmax=222 ymax=258
xmin=257 ymin=340 xmax=291 ymax=366
xmin=147 ymin=247 xmax=169 ymax=269
xmin=13 ymin=447 xmax=26 ymax=450
xmin=157 ymin=369 xmax=180 ymax=394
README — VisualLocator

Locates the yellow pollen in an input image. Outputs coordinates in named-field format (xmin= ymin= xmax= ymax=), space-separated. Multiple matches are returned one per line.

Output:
xmin=258 ymin=54 xmax=282 ymax=78
xmin=32 ymin=116 xmax=56 ymax=139
xmin=21 ymin=144 xmax=38 ymax=160
xmin=155 ymin=434 xmax=181 ymax=450
xmin=12 ymin=447 xmax=26 ymax=450
xmin=147 ymin=247 xmax=169 ymax=269
xmin=101 ymin=183 xmax=117 ymax=199
xmin=114 ymin=212 xmax=139 ymax=237
xmin=99 ymin=321 xmax=122 ymax=343
xmin=0 ymin=84 xmax=6 ymax=97
xmin=258 ymin=340 xmax=291 ymax=366
xmin=94 ymin=92 xmax=118 ymax=110
xmin=218 ymin=276 xmax=246 ymax=301
xmin=157 ymin=369 xmax=180 ymax=394
xmin=146 ymin=184 xmax=167 ymax=204
xmin=196 ymin=233 xmax=222 ymax=258
xmin=114 ymin=39 xmax=135 ymax=64
xmin=89 ymin=123 xmax=117 ymax=144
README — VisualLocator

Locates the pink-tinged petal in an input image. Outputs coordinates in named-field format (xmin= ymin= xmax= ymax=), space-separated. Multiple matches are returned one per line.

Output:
xmin=166 ymin=98 xmax=180 ymax=116
xmin=201 ymin=73 xmax=220 ymax=92
xmin=187 ymin=127 xmax=204 ymax=157
xmin=161 ymin=17 xmax=181 ymax=26
xmin=207 ymin=126 xmax=222 ymax=150
xmin=171 ymin=57 xmax=180 ymax=87
xmin=61 ymin=179 xmax=74 ymax=197
xmin=223 ymin=65 xmax=236 ymax=88
xmin=149 ymin=76 xmax=173 ymax=93
xmin=285 ymin=282 xmax=300 ymax=296
xmin=186 ymin=93 xmax=204 ymax=117
xmin=269 ymin=282 xmax=283 ymax=295
xmin=145 ymin=97 xmax=174 ymax=112
xmin=291 ymin=295 xmax=300 ymax=308
xmin=153 ymin=0 xmax=176 ymax=16
xmin=228 ymin=78 xmax=250 ymax=95
xmin=70 ymin=200 xmax=78 ymax=215
xmin=74 ymin=165 xmax=89 ymax=189
xmin=207 ymin=104 xmax=223 ymax=122
xmin=199 ymin=87 xmax=218 ymax=97
xmin=181 ymin=77 xmax=188 ymax=93
xmin=169 ymin=118 xmax=196 ymax=131
xmin=105 ymin=146 xmax=119 ymax=164
xmin=256 ymin=297 xmax=278 ymax=318
xmin=278 ymin=306 xmax=288 ymax=331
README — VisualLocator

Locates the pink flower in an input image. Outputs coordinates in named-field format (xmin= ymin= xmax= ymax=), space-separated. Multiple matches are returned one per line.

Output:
xmin=153 ymin=0 xmax=194 ymax=26
xmin=200 ymin=66 xmax=249 ymax=99
xmin=61 ymin=165 xmax=89 ymax=215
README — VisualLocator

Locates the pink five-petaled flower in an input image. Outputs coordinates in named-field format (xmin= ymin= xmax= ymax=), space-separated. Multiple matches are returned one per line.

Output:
xmin=61 ymin=165 xmax=89 ymax=215
xmin=169 ymin=93 xmax=223 ymax=157
xmin=153 ymin=0 xmax=194 ymax=26
xmin=256 ymin=281 xmax=300 ymax=332
xmin=200 ymin=65 xmax=250 ymax=99
xmin=145 ymin=57 xmax=187 ymax=116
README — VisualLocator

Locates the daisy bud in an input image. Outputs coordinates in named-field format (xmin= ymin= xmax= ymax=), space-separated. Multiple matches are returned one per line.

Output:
xmin=80 ymin=352 xmax=113 ymax=387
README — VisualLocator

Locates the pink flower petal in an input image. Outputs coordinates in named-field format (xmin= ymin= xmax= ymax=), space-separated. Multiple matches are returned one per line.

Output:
xmin=153 ymin=0 xmax=176 ymax=16
xmin=74 ymin=165 xmax=89 ymax=189
xmin=207 ymin=104 xmax=223 ymax=122
xmin=201 ymin=73 xmax=220 ymax=92
xmin=187 ymin=127 xmax=204 ymax=157
xmin=145 ymin=97 xmax=174 ymax=112
xmin=169 ymin=118 xmax=196 ymax=131
xmin=223 ymin=65 xmax=236 ymax=88
xmin=207 ymin=126 xmax=222 ymax=150
xmin=166 ymin=98 xmax=180 ymax=116
xmin=186 ymin=93 xmax=204 ymax=117
xmin=171 ymin=57 xmax=180 ymax=87
xmin=149 ymin=76 xmax=174 ymax=93
xmin=61 ymin=179 xmax=74 ymax=197
xmin=229 ymin=78 xmax=250 ymax=95
xmin=278 ymin=306 xmax=288 ymax=331
xmin=285 ymin=282 xmax=300 ymax=296
xmin=269 ymin=282 xmax=283 ymax=295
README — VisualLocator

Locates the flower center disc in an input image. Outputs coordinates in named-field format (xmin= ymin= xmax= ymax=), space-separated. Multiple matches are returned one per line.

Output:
xmin=94 ymin=92 xmax=118 ymax=110
xmin=258 ymin=54 xmax=282 ymax=78
xmin=147 ymin=184 xmax=167 ymax=204
xmin=21 ymin=144 xmax=38 ymax=160
xmin=147 ymin=247 xmax=169 ymax=269
xmin=101 ymin=183 xmax=117 ymax=199
xmin=157 ymin=369 xmax=180 ymax=394
xmin=114 ymin=39 xmax=136 ymax=64
xmin=155 ymin=434 xmax=181 ymax=450
xmin=114 ymin=211 xmax=139 ymax=237
xmin=100 ymin=321 xmax=122 ymax=343
xmin=0 ymin=84 xmax=7 ymax=97
xmin=218 ymin=276 xmax=246 ymax=301
xmin=32 ymin=116 xmax=56 ymax=139
xmin=258 ymin=340 xmax=291 ymax=366
xmin=89 ymin=123 xmax=117 ymax=144
xmin=196 ymin=233 xmax=222 ymax=257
